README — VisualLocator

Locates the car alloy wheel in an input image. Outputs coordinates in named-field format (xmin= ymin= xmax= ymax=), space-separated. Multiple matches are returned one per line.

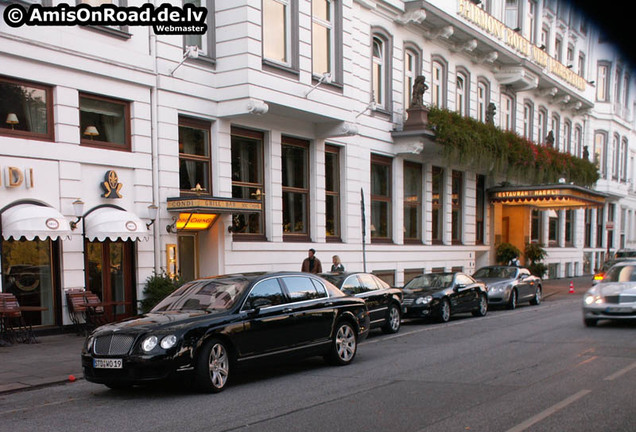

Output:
xmin=472 ymin=294 xmax=488 ymax=317
xmin=507 ymin=289 xmax=517 ymax=310
xmin=327 ymin=321 xmax=357 ymax=365
xmin=438 ymin=298 xmax=451 ymax=323
xmin=195 ymin=339 xmax=230 ymax=393
xmin=530 ymin=287 xmax=542 ymax=305
xmin=382 ymin=304 xmax=401 ymax=334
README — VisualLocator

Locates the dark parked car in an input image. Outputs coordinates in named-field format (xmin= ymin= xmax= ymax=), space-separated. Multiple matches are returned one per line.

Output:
xmin=319 ymin=272 xmax=403 ymax=334
xmin=401 ymin=272 xmax=488 ymax=322
xmin=472 ymin=266 xmax=542 ymax=309
xmin=82 ymin=272 xmax=370 ymax=392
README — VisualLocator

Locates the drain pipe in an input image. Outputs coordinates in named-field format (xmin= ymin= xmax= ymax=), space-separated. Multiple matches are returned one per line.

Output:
xmin=150 ymin=9 xmax=161 ymax=274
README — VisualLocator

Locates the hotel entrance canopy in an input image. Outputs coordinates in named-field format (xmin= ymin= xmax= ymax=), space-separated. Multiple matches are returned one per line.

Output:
xmin=166 ymin=196 xmax=262 ymax=232
xmin=488 ymin=184 xmax=606 ymax=209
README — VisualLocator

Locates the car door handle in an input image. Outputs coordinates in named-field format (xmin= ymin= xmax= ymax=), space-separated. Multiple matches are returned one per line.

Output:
xmin=324 ymin=301 xmax=333 ymax=307
xmin=283 ymin=308 xmax=293 ymax=313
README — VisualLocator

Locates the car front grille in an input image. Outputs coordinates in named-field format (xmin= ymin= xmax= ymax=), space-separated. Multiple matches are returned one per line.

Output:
xmin=605 ymin=295 xmax=636 ymax=304
xmin=94 ymin=334 xmax=136 ymax=356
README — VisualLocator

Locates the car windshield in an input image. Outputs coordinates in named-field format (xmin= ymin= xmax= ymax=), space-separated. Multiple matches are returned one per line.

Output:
xmin=601 ymin=265 xmax=636 ymax=283
xmin=405 ymin=274 xmax=453 ymax=289
xmin=151 ymin=278 xmax=249 ymax=312
xmin=473 ymin=267 xmax=516 ymax=279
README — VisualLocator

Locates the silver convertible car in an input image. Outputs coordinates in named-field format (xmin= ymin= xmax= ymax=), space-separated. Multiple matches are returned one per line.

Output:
xmin=473 ymin=266 xmax=542 ymax=309
xmin=583 ymin=261 xmax=636 ymax=327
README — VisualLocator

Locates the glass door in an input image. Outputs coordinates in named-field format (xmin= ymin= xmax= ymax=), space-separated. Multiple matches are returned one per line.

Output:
xmin=86 ymin=239 xmax=135 ymax=321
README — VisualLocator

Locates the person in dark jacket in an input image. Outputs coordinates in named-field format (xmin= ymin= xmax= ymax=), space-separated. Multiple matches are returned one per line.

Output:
xmin=331 ymin=255 xmax=345 ymax=272
xmin=301 ymin=248 xmax=323 ymax=274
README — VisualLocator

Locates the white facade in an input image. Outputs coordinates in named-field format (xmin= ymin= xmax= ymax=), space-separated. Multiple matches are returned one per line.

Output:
xmin=1 ymin=0 xmax=634 ymax=329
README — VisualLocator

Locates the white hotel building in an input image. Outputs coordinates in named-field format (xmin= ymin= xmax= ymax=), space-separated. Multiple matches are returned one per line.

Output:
xmin=1 ymin=0 xmax=635 ymax=330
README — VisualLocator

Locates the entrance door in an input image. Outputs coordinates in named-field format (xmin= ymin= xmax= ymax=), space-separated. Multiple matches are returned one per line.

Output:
xmin=86 ymin=240 xmax=135 ymax=322
xmin=178 ymin=234 xmax=197 ymax=283
xmin=1 ymin=238 xmax=57 ymax=327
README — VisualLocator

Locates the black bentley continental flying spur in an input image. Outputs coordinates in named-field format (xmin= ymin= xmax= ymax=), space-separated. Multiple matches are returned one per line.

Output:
xmin=82 ymin=272 xmax=370 ymax=392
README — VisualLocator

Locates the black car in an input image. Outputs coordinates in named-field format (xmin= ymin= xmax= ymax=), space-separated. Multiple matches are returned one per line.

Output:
xmin=402 ymin=272 xmax=488 ymax=322
xmin=82 ymin=272 xmax=370 ymax=392
xmin=319 ymin=272 xmax=403 ymax=334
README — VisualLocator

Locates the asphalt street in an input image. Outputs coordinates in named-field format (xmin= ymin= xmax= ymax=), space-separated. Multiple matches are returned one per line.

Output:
xmin=0 ymin=290 xmax=634 ymax=432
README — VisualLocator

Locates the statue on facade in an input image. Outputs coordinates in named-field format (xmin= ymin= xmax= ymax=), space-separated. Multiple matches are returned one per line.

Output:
xmin=546 ymin=130 xmax=554 ymax=148
xmin=583 ymin=145 xmax=589 ymax=160
xmin=410 ymin=75 xmax=429 ymax=108
xmin=486 ymin=102 xmax=496 ymax=125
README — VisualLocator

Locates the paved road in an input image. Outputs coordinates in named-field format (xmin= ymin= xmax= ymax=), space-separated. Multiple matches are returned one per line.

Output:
xmin=1 ymin=296 xmax=634 ymax=432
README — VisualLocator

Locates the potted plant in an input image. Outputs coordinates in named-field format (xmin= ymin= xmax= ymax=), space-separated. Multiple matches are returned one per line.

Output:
xmin=496 ymin=242 xmax=521 ymax=265
xmin=525 ymin=242 xmax=548 ymax=278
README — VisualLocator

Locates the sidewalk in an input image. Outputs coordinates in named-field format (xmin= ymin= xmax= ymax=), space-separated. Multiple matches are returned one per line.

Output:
xmin=0 ymin=275 xmax=593 ymax=395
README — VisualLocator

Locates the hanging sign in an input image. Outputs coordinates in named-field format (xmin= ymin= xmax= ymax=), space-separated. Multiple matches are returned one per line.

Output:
xmin=101 ymin=170 xmax=123 ymax=198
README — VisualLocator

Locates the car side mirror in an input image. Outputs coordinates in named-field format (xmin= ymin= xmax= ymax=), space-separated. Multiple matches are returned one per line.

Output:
xmin=454 ymin=283 xmax=466 ymax=291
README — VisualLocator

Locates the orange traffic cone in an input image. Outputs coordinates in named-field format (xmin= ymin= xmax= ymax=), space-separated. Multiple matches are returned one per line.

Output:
xmin=569 ymin=280 xmax=575 ymax=294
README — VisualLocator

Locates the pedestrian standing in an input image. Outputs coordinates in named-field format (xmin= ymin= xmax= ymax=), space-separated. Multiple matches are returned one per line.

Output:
xmin=301 ymin=248 xmax=323 ymax=274
xmin=331 ymin=255 xmax=345 ymax=273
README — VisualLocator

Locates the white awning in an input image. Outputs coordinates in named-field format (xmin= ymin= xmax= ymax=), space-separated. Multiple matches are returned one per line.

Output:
xmin=84 ymin=207 xmax=150 ymax=242
xmin=1 ymin=204 xmax=72 ymax=241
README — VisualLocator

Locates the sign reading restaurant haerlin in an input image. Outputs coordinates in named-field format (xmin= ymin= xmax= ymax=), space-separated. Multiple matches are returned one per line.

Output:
xmin=457 ymin=0 xmax=587 ymax=91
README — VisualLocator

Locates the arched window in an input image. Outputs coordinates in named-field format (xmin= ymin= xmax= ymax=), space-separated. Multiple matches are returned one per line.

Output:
xmin=563 ymin=120 xmax=572 ymax=154
xmin=403 ymin=45 xmax=421 ymax=109
xmin=500 ymin=93 xmax=515 ymax=131
xmin=456 ymin=68 xmax=470 ymax=116
xmin=537 ymin=107 xmax=548 ymax=145
xmin=431 ymin=57 xmax=447 ymax=108
xmin=477 ymin=79 xmax=490 ymax=122
xmin=371 ymin=30 xmax=392 ymax=111
xmin=523 ymin=101 xmax=534 ymax=139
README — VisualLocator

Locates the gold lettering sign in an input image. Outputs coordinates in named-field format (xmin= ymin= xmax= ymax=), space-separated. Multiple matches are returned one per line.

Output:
xmin=2 ymin=167 xmax=34 ymax=189
xmin=167 ymin=198 xmax=262 ymax=212
xmin=457 ymin=0 xmax=586 ymax=91
xmin=176 ymin=213 xmax=218 ymax=230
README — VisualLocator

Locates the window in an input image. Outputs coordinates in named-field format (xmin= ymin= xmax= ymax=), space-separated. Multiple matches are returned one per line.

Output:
xmin=584 ymin=209 xmax=592 ymax=248
xmin=476 ymin=175 xmax=486 ymax=245
xmin=541 ymin=27 xmax=549 ymax=53
xmin=263 ymin=0 xmax=297 ymax=69
xmin=244 ymin=278 xmax=285 ymax=310
xmin=432 ymin=166 xmax=444 ymax=244
xmin=612 ymin=134 xmax=620 ymax=180
xmin=594 ymin=131 xmax=608 ymax=179
xmin=179 ymin=117 xmax=211 ymax=195
xmin=78 ymin=0 xmax=129 ymax=35
xmin=597 ymin=63 xmax=610 ymax=102
xmin=282 ymin=276 xmax=326 ymax=302
xmin=531 ymin=209 xmax=542 ymax=243
xmin=371 ymin=154 xmax=392 ymax=242
xmin=404 ymin=47 xmax=420 ymax=108
xmin=554 ymin=37 xmax=563 ymax=62
xmin=526 ymin=0 xmax=537 ymax=42
xmin=325 ymin=145 xmax=341 ymax=240
xmin=550 ymin=114 xmax=560 ymax=150
xmin=372 ymin=32 xmax=391 ymax=110
xmin=574 ymin=125 xmax=583 ymax=158
xmin=404 ymin=162 xmax=422 ymax=242
xmin=312 ymin=0 xmax=341 ymax=80
xmin=282 ymin=137 xmax=309 ymax=240
xmin=621 ymin=138 xmax=628 ymax=182
xmin=79 ymin=93 xmax=130 ymax=150
xmin=523 ymin=102 xmax=533 ymax=140
xmin=451 ymin=171 xmax=463 ymax=244
xmin=431 ymin=59 xmax=446 ymax=108
xmin=563 ymin=120 xmax=571 ymax=154
xmin=231 ymin=127 xmax=265 ymax=238
xmin=504 ymin=0 xmax=519 ymax=29
xmin=500 ymin=93 xmax=514 ymax=131
xmin=456 ymin=70 xmax=469 ymax=116
xmin=596 ymin=207 xmax=604 ymax=248
xmin=477 ymin=80 xmax=489 ymax=122
xmin=578 ymin=53 xmax=586 ymax=78
xmin=565 ymin=210 xmax=574 ymax=246
xmin=548 ymin=210 xmax=559 ymax=247
xmin=537 ymin=107 xmax=547 ymax=145
xmin=184 ymin=0 xmax=215 ymax=60
xmin=0 ymin=76 xmax=53 ymax=140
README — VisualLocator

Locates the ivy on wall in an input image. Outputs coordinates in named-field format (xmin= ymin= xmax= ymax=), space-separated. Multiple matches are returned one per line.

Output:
xmin=427 ymin=108 xmax=600 ymax=187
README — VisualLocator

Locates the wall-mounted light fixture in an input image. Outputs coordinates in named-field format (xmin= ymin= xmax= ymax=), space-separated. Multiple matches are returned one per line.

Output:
xmin=6 ymin=113 xmax=19 ymax=129
xmin=304 ymin=73 xmax=333 ymax=97
xmin=166 ymin=216 xmax=178 ymax=234
xmin=70 ymin=198 xmax=85 ymax=230
xmin=146 ymin=204 xmax=158 ymax=229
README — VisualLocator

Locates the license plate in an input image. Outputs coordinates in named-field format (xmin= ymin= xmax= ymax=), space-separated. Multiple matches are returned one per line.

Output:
xmin=93 ymin=358 xmax=123 ymax=369
xmin=606 ymin=307 xmax=633 ymax=313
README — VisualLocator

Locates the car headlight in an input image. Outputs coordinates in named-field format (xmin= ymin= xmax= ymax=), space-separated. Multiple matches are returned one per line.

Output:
xmin=86 ymin=336 xmax=95 ymax=352
xmin=415 ymin=296 xmax=432 ymax=305
xmin=160 ymin=335 xmax=178 ymax=349
xmin=584 ymin=295 xmax=604 ymax=305
xmin=141 ymin=335 xmax=158 ymax=352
